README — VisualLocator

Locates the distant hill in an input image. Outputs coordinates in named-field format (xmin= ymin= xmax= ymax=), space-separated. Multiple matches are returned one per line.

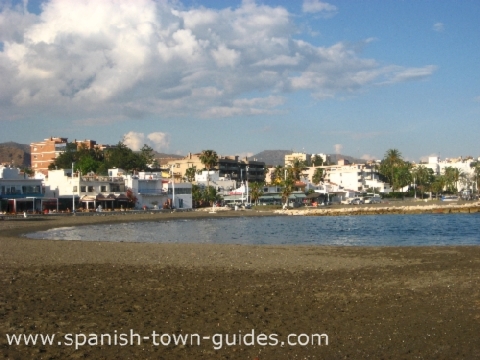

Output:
xmin=328 ymin=154 xmax=366 ymax=165
xmin=250 ymin=150 xmax=365 ymax=167
xmin=249 ymin=150 xmax=293 ymax=166
xmin=152 ymin=152 xmax=184 ymax=166
xmin=0 ymin=142 xmax=31 ymax=166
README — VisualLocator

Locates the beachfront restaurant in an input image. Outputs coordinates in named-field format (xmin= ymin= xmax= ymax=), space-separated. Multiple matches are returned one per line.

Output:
xmin=1 ymin=197 xmax=59 ymax=214
xmin=79 ymin=193 xmax=125 ymax=211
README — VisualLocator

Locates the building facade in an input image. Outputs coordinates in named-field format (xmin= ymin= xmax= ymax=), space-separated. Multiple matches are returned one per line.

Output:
xmin=167 ymin=153 xmax=265 ymax=184
xmin=30 ymin=137 xmax=100 ymax=175
xmin=0 ymin=165 xmax=45 ymax=213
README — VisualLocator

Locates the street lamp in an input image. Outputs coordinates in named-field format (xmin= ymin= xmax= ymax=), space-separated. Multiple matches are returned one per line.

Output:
xmin=246 ymin=166 xmax=249 ymax=204
xmin=72 ymin=162 xmax=76 ymax=213
xmin=170 ymin=167 xmax=175 ymax=209
xmin=413 ymin=174 xmax=417 ymax=199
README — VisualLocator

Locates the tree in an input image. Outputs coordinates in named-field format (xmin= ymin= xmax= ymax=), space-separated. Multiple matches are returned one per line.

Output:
xmin=125 ymin=188 xmax=138 ymax=208
xmin=288 ymin=158 xmax=307 ymax=181
xmin=184 ymin=166 xmax=197 ymax=183
xmin=431 ymin=175 xmax=446 ymax=199
xmin=191 ymin=184 xmax=202 ymax=208
xmin=393 ymin=163 xmax=412 ymax=192
xmin=311 ymin=155 xmax=324 ymax=167
xmin=21 ymin=168 xmax=34 ymax=177
xmin=76 ymin=155 xmax=101 ymax=175
xmin=103 ymin=140 xmax=152 ymax=173
xmin=199 ymin=150 xmax=218 ymax=190
xmin=379 ymin=149 xmax=405 ymax=192
xmin=270 ymin=165 xmax=284 ymax=185
xmin=411 ymin=165 xmax=432 ymax=197
xmin=48 ymin=142 xmax=77 ymax=170
xmin=202 ymin=186 xmax=217 ymax=206
xmin=140 ymin=144 xmax=155 ymax=168
xmin=470 ymin=162 xmax=480 ymax=193
xmin=443 ymin=166 xmax=460 ymax=193
xmin=312 ymin=168 xmax=324 ymax=185
xmin=249 ymin=181 xmax=264 ymax=205
xmin=281 ymin=177 xmax=294 ymax=208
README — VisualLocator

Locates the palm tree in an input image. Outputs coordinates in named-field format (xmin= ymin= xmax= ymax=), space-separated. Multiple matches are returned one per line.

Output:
xmin=199 ymin=150 xmax=218 ymax=189
xmin=281 ymin=177 xmax=294 ymax=209
xmin=443 ymin=167 xmax=460 ymax=193
xmin=191 ymin=184 xmax=202 ymax=208
xmin=394 ymin=163 xmax=412 ymax=193
xmin=312 ymin=168 xmax=324 ymax=185
xmin=411 ymin=165 xmax=430 ymax=198
xmin=271 ymin=165 xmax=285 ymax=185
xmin=431 ymin=175 xmax=446 ymax=199
xmin=470 ymin=162 xmax=480 ymax=194
xmin=379 ymin=149 xmax=404 ymax=192
xmin=184 ymin=166 xmax=197 ymax=183
xmin=288 ymin=158 xmax=307 ymax=181
xmin=249 ymin=182 xmax=264 ymax=205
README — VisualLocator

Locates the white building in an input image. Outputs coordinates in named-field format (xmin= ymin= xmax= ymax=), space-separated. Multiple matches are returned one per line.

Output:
xmin=0 ymin=165 xmax=45 ymax=213
xmin=195 ymin=170 xmax=237 ymax=195
xmin=125 ymin=170 xmax=192 ymax=209
xmin=425 ymin=156 xmax=475 ymax=176
xmin=45 ymin=168 xmax=192 ymax=210
xmin=45 ymin=169 xmax=126 ymax=211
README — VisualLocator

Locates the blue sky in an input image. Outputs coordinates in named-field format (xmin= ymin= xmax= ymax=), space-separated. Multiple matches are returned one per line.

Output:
xmin=1 ymin=0 xmax=479 ymax=162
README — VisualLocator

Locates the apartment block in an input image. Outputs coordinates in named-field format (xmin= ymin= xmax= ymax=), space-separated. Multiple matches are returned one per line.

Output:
xmin=167 ymin=153 xmax=265 ymax=183
xmin=30 ymin=137 xmax=98 ymax=175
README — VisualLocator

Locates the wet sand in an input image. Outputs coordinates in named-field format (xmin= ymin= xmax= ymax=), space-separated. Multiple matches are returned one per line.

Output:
xmin=1 ymin=211 xmax=480 ymax=359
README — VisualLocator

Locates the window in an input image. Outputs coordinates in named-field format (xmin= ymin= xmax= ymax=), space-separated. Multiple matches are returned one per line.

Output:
xmin=87 ymin=186 xmax=94 ymax=192
xmin=167 ymin=188 xmax=192 ymax=194
xmin=100 ymin=185 xmax=107 ymax=192
xmin=110 ymin=184 xmax=125 ymax=192
xmin=73 ymin=186 xmax=78 ymax=192
xmin=80 ymin=186 xmax=86 ymax=192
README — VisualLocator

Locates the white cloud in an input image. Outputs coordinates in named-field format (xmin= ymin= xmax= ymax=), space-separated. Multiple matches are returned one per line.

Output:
xmin=123 ymin=131 xmax=170 ymax=152
xmin=433 ymin=22 xmax=444 ymax=32
xmin=381 ymin=65 xmax=438 ymax=84
xmin=361 ymin=154 xmax=376 ymax=161
xmin=236 ymin=152 xmax=254 ymax=159
xmin=0 ymin=0 xmax=436 ymax=123
xmin=334 ymin=144 xmax=343 ymax=154
xmin=123 ymin=131 xmax=145 ymax=151
xmin=302 ymin=0 xmax=337 ymax=14
xmin=147 ymin=132 xmax=170 ymax=152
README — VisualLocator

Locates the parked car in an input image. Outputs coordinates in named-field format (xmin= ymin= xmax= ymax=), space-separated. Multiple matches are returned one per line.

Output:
xmin=364 ymin=197 xmax=382 ymax=204
xmin=350 ymin=197 xmax=364 ymax=205
xmin=341 ymin=197 xmax=363 ymax=205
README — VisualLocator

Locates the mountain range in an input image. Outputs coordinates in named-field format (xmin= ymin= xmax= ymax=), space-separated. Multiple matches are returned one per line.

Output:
xmin=0 ymin=142 xmax=366 ymax=168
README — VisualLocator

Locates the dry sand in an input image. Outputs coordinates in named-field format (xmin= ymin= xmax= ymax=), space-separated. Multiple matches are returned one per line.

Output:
xmin=1 ymin=209 xmax=480 ymax=359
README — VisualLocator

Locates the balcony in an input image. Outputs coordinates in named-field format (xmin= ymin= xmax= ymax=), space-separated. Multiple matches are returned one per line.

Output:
xmin=136 ymin=189 xmax=167 ymax=196
xmin=80 ymin=176 xmax=124 ymax=183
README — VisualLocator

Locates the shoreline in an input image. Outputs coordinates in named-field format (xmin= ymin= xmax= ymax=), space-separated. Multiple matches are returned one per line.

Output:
xmin=2 ymin=204 xmax=480 ymax=358
xmin=276 ymin=201 xmax=480 ymax=216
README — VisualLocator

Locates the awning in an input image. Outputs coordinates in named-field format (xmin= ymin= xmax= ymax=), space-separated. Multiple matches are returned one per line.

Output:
xmin=306 ymin=192 xmax=322 ymax=199
xmin=80 ymin=195 xmax=96 ymax=202
xmin=116 ymin=193 xmax=129 ymax=201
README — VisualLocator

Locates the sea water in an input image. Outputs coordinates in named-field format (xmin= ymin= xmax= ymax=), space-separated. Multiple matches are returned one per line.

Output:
xmin=24 ymin=213 xmax=480 ymax=246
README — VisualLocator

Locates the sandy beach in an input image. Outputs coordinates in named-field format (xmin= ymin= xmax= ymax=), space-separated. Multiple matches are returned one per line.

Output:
xmin=1 ymin=209 xmax=480 ymax=359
